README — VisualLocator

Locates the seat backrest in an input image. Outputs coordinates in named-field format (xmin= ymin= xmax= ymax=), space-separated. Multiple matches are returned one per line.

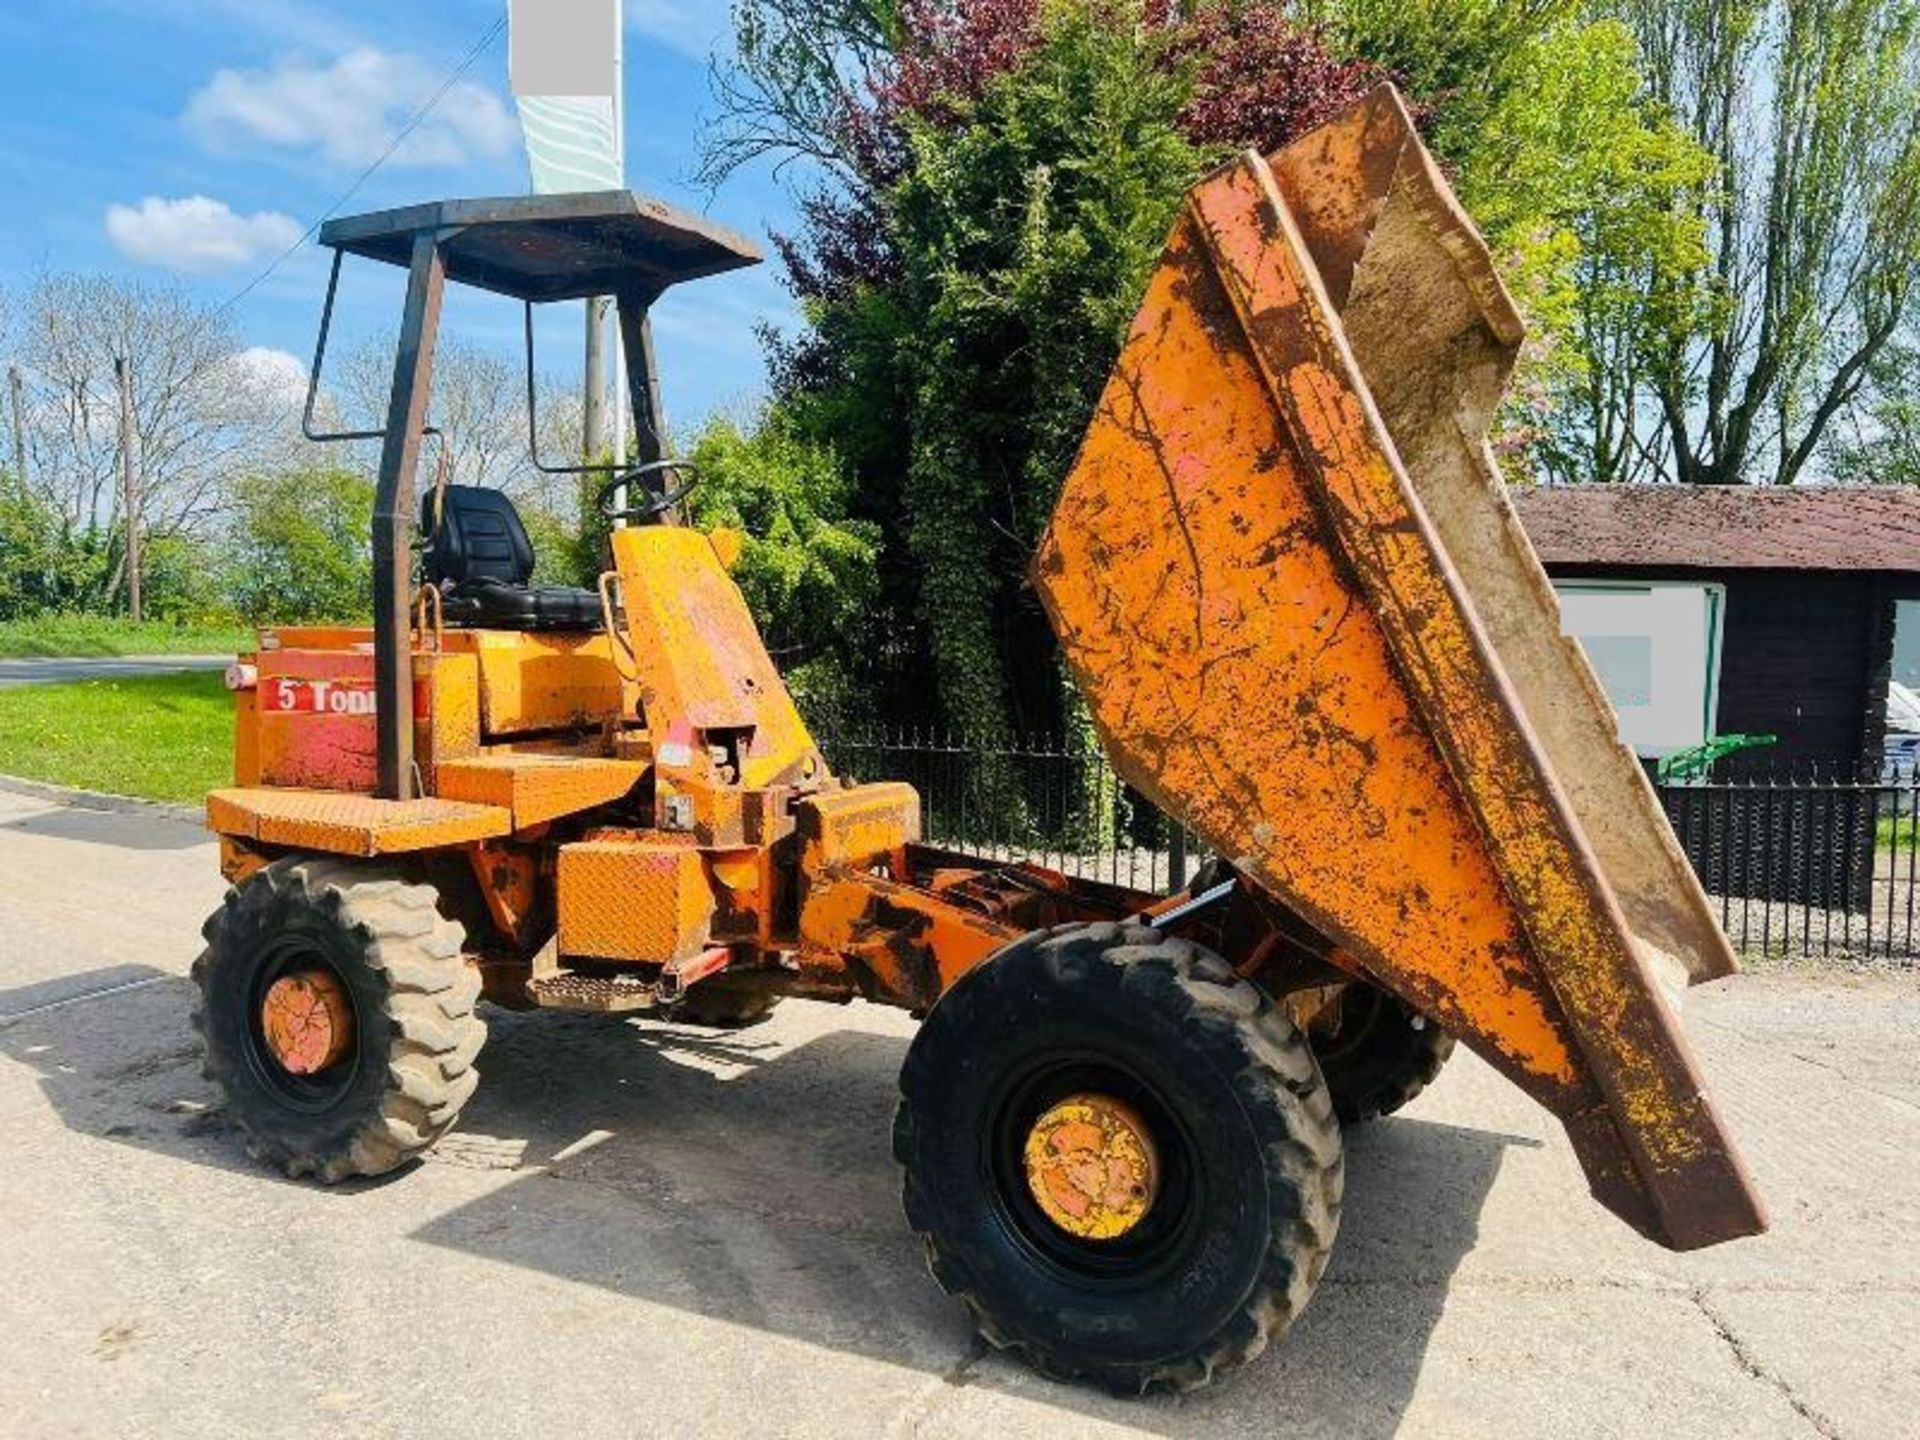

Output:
xmin=422 ymin=485 xmax=535 ymax=588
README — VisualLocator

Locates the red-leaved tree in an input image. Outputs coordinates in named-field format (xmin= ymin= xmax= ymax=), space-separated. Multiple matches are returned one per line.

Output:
xmin=767 ymin=1 xmax=1396 ymax=317
xmin=1159 ymin=5 xmax=1399 ymax=153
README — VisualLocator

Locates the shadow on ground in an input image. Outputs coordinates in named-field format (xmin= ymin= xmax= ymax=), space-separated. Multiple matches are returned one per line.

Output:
xmin=0 ymin=967 xmax=424 ymax=1188
xmin=0 ymin=965 xmax=1527 ymax=1435
xmin=0 ymin=803 xmax=204 ymax=852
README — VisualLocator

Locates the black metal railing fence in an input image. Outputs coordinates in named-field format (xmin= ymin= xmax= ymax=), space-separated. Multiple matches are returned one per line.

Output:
xmin=820 ymin=729 xmax=1919 ymax=963
xmin=1657 ymin=757 xmax=1917 ymax=962
xmin=826 ymin=730 xmax=1198 ymax=895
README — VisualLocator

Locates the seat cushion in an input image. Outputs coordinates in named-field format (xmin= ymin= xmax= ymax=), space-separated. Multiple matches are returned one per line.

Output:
xmin=421 ymin=486 xmax=602 ymax=632
xmin=440 ymin=578 xmax=604 ymax=632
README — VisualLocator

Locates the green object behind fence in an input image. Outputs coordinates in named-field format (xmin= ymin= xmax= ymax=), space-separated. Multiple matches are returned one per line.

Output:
xmin=1655 ymin=734 xmax=1778 ymax=783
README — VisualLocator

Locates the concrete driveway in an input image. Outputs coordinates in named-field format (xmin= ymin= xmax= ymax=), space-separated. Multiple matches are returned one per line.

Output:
xmin=0 ymin=656 xmax=230 ymax=688
xmin=0 ymin=787 xmax=1913 ymax=1438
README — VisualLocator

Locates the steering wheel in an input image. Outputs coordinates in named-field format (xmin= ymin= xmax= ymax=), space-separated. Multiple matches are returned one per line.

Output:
xmin=596 ymin=459 xmax=702 ymax=524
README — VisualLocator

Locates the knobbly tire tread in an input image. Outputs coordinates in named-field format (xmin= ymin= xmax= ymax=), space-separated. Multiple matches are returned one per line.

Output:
xmin=192 ymin=856 xmax=484 ymax=1182
xmin=1312 ymin=982 xmax=1455 ymax=1125
xmin=894 ymin=922 xmax=1344 ymax=1395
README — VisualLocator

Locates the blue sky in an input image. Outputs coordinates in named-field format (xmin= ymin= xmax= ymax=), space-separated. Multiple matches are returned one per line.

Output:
xmin=0 ymin=0 xmax=804 ymax=426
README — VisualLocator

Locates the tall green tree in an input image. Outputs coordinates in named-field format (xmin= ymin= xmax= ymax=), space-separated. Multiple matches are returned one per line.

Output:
xmin=1302 ymin=1 xmax=1716 ymax=483
xmin=1612 ymin=0 xmax=1920 ymax=485
xmin=223 ymin=469 xmax=374 ymax=624
xmin=886 ymin=7 xmax=1202 ymax=739
xmin=1826 ymin=339 xmax=1920 ymax=486
xmin=687 ymin=411 xmax=882 ymax=728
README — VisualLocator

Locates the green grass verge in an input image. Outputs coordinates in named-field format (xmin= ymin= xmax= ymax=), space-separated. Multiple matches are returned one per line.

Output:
xmin=0 ymin=616 xmax=251 ymax=659
xmin=0 ymin=671 xmax=231 ymax=803
xmin=1879 ymin=817 xmax=1918 ymax=853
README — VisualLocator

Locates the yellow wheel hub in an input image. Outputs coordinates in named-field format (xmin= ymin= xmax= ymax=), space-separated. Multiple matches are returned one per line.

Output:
xmin=1021 ymin=1092 xmax=1160 ymax=1241
xmin=260 ymin=970 xmax=354 ymax=1075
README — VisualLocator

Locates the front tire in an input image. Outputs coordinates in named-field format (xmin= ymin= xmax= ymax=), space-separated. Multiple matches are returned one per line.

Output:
xmin=894 ymin=923 xmax=1343 ymax=1394
xmin=193 ymin=856 xmax=484 ymax=1182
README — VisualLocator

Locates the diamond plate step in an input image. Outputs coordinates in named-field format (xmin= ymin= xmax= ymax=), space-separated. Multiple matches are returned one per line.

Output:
xmin=527 ymin=971 xmax=659 ymax=1013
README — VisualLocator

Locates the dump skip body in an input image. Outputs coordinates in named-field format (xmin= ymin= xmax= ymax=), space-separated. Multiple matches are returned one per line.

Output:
xmin=1035 ymin=86 xmax=1764 ymax=1251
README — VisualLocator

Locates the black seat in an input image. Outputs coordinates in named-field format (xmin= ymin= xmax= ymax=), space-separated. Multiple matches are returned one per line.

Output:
xmin=420 ymin=485 xmax=603 ymax=631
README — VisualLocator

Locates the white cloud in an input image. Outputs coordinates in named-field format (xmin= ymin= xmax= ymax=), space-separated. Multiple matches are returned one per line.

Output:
xmin=626 ymin=0 xmax=734 ymax=61
xmin=225 ymin=347 xmax=312 ymax=407
xmin=105 ymin=196 xmax=303 ymax=274
xmin=185 ymin=47 xmax=518 ymax=169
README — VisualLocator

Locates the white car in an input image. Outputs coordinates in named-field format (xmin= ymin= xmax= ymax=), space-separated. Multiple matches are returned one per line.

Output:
xmin=1887 ymin=681 xmax=1920 ymax=780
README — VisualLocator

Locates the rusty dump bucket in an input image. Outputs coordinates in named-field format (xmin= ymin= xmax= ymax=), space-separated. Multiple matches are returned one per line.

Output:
xmin=1035 ymin=86 xmax=1765 ymax=1250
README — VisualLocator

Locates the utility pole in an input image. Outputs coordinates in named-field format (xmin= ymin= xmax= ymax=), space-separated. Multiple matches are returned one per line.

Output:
xmin=583 ymin=297 xmax=607 ymax=461
xmin=114 ymin=356 xmax=142 ymax=623
xmin=608 ymin=26 xmax=630 ymax=519
xmin=611 ymin=315 xmax=629 ymax=475
xmin=6 ymin=364 xmax=25 ymax=491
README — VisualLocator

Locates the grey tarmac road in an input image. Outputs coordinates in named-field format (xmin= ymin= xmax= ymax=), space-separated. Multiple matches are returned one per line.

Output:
xmin=0 ymin=656 xmax=230 ymax=688
xmin=0 ymin=786 xmax=1914 ymax=1439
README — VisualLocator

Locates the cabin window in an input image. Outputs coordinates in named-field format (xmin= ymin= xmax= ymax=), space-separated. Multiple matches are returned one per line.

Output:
xmin=1895 ymin=599 xmax=1920 ymax=691
xmin=1553 ymin=582 xmax=1725 ymax=758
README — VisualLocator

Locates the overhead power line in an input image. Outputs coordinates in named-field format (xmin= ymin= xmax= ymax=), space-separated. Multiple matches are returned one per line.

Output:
xmin=217 ymin=15 xmax=509 ymax=316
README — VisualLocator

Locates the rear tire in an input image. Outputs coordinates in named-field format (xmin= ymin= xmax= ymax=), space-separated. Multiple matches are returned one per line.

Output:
xmin=894 ymin=922 xmax=1343 ymax=1394
xmin=193 ymin=856 xmax=484 ymax=1182
xmin=1310 ymin=981 xmax=1454 ymax=1124
xmin=672 ymin=976 xmax=782 ymax=1029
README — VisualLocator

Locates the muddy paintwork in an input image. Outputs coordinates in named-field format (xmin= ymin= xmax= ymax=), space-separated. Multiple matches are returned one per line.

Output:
xmin=610 ymin=525 xmax=823 ymax=796
xmin=796 ymin=866 xmax=1019 ymax=1011
xmin=557 ymin=832 xmax=713 ymax=963
xmin=465 ymin=839 xmax=546 ymax=949
xmin=1269 ymin=97 xmax=1739 ymax=997
xmin=208 ymin=787 xmax=511 ymax=856
xmin=1023 ymin=1093 xmax=1161 ymax=1242
xmin=437 ymin=754 xmax=646 ymax=829
xmin=1034 ymin=86 xmax=1762 ymax=1251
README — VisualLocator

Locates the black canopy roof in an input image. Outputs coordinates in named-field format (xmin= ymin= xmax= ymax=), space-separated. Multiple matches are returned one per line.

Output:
xmin=317 ymin=191 xmax=762 ymax=303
